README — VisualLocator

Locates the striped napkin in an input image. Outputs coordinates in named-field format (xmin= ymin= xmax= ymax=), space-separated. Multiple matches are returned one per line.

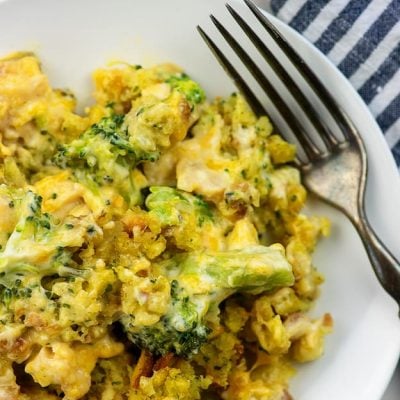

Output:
xmin=259 ymin=0 xmax=400 ymax=170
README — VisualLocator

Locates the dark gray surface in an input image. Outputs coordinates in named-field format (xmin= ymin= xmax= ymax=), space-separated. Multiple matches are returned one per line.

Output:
xmin=382 ymin=360 xmax=400 ymax=400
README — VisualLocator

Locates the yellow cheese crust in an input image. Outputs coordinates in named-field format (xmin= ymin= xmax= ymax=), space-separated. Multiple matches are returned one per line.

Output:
xmin=0 ymin=53 xmax=332 ymax=400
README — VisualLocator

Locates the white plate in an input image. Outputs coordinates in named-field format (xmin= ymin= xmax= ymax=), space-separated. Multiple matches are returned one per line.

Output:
xmin=0 ymin=0 xmax=399 ymax=399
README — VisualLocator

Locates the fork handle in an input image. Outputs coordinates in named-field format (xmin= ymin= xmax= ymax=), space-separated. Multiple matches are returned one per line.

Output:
xmin=356 ymin=214 xmax=400 ymax=308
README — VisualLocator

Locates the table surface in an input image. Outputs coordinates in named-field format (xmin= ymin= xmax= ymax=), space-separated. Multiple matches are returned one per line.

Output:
xmin=382 ymin=360 xmax=400 ymax=400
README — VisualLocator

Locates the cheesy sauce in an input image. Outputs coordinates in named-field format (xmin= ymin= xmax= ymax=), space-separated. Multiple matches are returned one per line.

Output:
xmin=0 ymin=53 xmax=332 ymax=400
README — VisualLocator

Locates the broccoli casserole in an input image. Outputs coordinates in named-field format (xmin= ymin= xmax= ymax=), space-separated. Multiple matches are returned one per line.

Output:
xmin=0 ymin=52 xmax=332 ymax=400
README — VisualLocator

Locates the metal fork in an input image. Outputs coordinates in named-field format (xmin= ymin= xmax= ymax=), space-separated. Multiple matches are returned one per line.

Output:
xmin=198 ymin=0 xmax=400 ymax=311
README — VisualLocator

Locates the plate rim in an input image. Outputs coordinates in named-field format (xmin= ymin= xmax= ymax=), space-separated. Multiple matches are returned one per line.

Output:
xmin=0 ymin=0 xmax=399 ymax=398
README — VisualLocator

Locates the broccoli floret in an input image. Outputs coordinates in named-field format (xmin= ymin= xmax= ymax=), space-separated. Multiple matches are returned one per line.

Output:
xmin=145 ymin=186 xmax=215 ymax=251
xmin=166 ymin=73 xmax=206 ymax=108
xmin=0 ymin=275 xmax=48 ymax=312
xmin=122 ymin=244 xmax=294 ymax=357
xmin=125 ymin=315 xmax=210 ymax=358
xmin=0 ymin=186 xmax=93 ymax=286
xmin=146 ymin=186 xmax=213 ymax=228
xmin=54 ymin=114 xmax=150 ymax=206
xmin=124 ymin=278 xmax=210 ymax=356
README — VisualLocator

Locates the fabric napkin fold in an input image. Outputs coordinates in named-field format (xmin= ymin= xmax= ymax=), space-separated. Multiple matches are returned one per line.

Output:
xmin=259 ymin=0 xmax=400 ymax=169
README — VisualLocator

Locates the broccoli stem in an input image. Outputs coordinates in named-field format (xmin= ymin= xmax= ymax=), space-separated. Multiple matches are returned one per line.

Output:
xmin=123 ymin=244 xmax=294 ymax=357
xmin=164 ymin=244 xmax=294 ymax=295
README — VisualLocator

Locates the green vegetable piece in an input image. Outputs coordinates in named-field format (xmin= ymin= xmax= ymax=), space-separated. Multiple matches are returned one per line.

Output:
xmin=146 ymin=186 xmax=213 ymax=228
xmin=168 ymin=244 xmax=294 ymax=294
xmin=166 ymin=73 xmax=205 ymax=107
xmin=0 ymin=187 xmax=90 ymax=286
xmin=54 ymin=115 xmax=149 ymax=205
xmin=122 ymin=244 xmax=293 ymax=357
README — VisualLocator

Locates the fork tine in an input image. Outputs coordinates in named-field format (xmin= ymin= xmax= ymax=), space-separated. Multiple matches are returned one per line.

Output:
xmin=197 ymin=26 xmax=268 ymax=118
xmin=244 ymin=0 xmax=358 ymax=142
xmin=226 ymin=4 xmax=340 ymax=152
xmin=209 ymin=14 xmax=323 ymax=162
xmin=198 ymin=25 xmax=303 ymax=166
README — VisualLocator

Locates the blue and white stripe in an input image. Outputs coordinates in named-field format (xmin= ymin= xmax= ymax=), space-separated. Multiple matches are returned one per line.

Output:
xmin=262 ymin=0 xmax=400 ymax=168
